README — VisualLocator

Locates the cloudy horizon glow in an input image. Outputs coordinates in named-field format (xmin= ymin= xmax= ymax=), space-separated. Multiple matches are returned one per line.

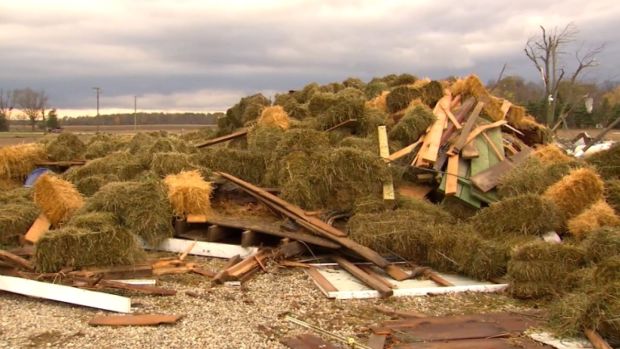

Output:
xmin=1 ymin=0 xmax=618 ymax=117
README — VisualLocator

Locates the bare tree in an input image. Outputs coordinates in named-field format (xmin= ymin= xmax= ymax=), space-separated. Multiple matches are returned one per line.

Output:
xmin=524 ymin=23 xmax=603 ymax=127
xmin=13 ymin=88 xmax=48 ymax=131
xmin=0 ymin=89 xmax=13 ymax=131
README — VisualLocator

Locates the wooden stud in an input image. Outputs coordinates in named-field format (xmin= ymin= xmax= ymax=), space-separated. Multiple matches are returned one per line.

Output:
xmin=445 ymin=154 xmax=459 ymax=196
xmin=447 ymin=101 xmax=484 ymax=156
xmin=334 ymin=256 xmax=393 ymax=298
xmin=24 ymin=214 xmax=51 ymax=244
xmin=377 ymin=126 xmax=395 ymax=201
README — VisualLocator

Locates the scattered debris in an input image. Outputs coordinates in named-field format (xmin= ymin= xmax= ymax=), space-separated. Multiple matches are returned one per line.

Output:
xmin=88 ymin=314 xmax=183 ymax=326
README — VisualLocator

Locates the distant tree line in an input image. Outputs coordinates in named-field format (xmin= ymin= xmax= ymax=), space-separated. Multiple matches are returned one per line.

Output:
xmin=59 ymin=112 xmax=221 ymax=126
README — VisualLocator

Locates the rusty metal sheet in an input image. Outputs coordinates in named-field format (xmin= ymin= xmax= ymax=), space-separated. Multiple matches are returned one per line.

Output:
xmin=88 ymin=314 xmax=182 ymax=326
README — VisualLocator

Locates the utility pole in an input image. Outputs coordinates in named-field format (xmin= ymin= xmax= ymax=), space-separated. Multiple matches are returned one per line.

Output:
xmin=93 ymin=87 xmax=101 ymax=132
xmin=134 ymin=95 xmax=138 ymax=132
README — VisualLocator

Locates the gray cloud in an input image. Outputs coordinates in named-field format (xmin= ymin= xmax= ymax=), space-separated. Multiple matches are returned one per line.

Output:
xmin=0 ymin=0 xmax=618 ymax=114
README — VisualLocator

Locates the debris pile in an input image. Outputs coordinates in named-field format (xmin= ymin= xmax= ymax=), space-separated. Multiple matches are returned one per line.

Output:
xmin=0 ymin=73 xmax=619 ymax=346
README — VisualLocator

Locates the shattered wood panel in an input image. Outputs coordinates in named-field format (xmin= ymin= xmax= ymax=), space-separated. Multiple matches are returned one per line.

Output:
xmin=151 ymin=238 xmax=258 ymax=259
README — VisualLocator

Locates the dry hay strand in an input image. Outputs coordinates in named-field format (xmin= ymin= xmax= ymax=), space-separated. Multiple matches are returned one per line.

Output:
xmin=257 ymin=105 xmax=290 ymax=130
xmin=164 ymin=170 xmax=212 ymax=218
xmin=581 ymin=227 xmax=620 ymax=263
xmin=389 ymin=104 xmax=435 ymax=145
xmin=365 ymin=90 xmax=389 ymax=112
xmin=514 ymin=116 xmax=553 ymax=145
xmin=192 ymin=147 xmax=267 ymax=185
xmin=420 ymin=80 xmax=444 ymax=107
xmin=34 ymin=212 xmax=144 ymax=272
xmin=82 ymin=179 xmax=173 ymax=245
xmin=410 ymin=78 xmax=431 ymax=89
xmin=594 ymin=256 xmax=620 ymax=284
xmin=64 ymin=152 xmax=146 ymax=182
xmin=348 ymin=208 xmax=450 ymax=265
xmin=532 ymin=144 xmax=572 ymax=165
xmin=0 ymin=143 xmax=46 ymax=181
xmin=33 ymin=173 xmax=84 ymax=226
xmin=568 ymin=200 xmax=620 ymax=239
xmin=45 ymin=133 xmax=86 ymax=161
xmin=386 ymin=86 xmax=422 ymax=113
xmin=149 ymin=152 xmax=209 ymax=178
xmin=247 ymin=125 xmax=286 ymax=154
xmin=449 ymin=75 xmax=506 ymax=121
xmin=586 ymin=143 xmax=620 ymax=180
xmin=543 ymin=167 xmax=605 ymax=221
xmin=607 ymin=180 xmax=620 ymax=213
xmin=505 ymin=105 xmax=527 ymax=127
xmin=497 ymin=156 xmax=582 ymax=198
xmin=74 ymin=174 xmax=120 ymax=196
xmin=0 ymin=187 xmax=33 ymax=204
xmin=364 ymin=81 xmax=389 ymax=100
xmin=0 ymin=202 xmax=39 ymax=246
xmin=507 ymin=240 xmax=585 ymax=299
xmin=470 ymin=194 xmax=560 ymax=238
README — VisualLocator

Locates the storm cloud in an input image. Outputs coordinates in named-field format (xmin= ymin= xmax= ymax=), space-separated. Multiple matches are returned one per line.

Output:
xmin=0 ymin=0 xmax=618 ymax=115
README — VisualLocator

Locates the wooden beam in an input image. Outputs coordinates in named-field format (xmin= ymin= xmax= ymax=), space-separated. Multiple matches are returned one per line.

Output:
xmin=195 ymin=128 xmax=248 ymax=148
xmin=448 ymin=101 xmax=484 ymax=156
xmin=464 ymin=120 xmax=508 ymax=146
xmin=377 ymin=126 xmax=395 ymax=201
xmin=418 ymin=95 xmax=452 ymax=164
xmin=470 ymin=148 xmax=532 ymax=192
xmin=0 ymin=275 xmax=131 ymax=313
xmin=442 ymin=104 xmax=462 ymax=129
xmin=386 ymin=139 xmax=422 ymax=162
xmin=23 ymin=214 xmax=50 ymax=244
xmin=325 ymin=119 xmax=358 ymax=132
xmin=224 ymin=250 xmax=269 ymax=279
xmin=333 ymin=256 xmax=393 ymax=298
xmin=89 ymin=314 xmax=182 ymax=326
xmin=461 ymin=142 xmax=479 ymax=159
xmin=445 ymin=154 xmax=459 ymax=196
xmin=584 ymin=329 xmax=613 ymax=349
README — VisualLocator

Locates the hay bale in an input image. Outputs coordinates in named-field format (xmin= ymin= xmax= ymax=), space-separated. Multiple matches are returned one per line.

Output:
xmin=386 ymin=86 xmax=422 ymax=113
xmin=389 ymin=73 xmax=417 ymax=87
xmin=34 ymin=212 xmax=144 ymax=272
xmin=224 ymin=93 xmax=271 ymax=130
xmin=181 ymin=127 xmax=217 ymax=143
xmin=533 ymin=144 xmax=572 ymax=165
xmin=594 ymin=256 xmax=620 ymax=284
xmin=82 ymin=180 xmax=173 ymax=245
xmin=606 ymin=180 xmax=620 ymax=213
xmin=74 ymin=174 xmax=120 ymax=196
xmin=0 ymin=178 xmax=21 ymax=191
xmin=364 ymin=81 xmax=389 ymax=99
xmin=46 ymin=133 xmax=86 ymax=161
xmin=0 ymin=143 xmax=46 ymax=181
xmin=568 ymin=200 xmax=620 ymax=239
xmin=586 ymin=143 xmax=620 ymax=180
xmin=543 ymin=167 xmax=605 ymax=222
xmin=247 ymin=125 xmax=286 ymax=154
xmin=357 ymin=107 xmax=390 ymax=136
xmin=297 ymin=82 xmax=321 ymax=103
xmin=470 ymin=194 xmax=560 ymax=237
xmin=257 ymin=106 xmax=290 ymax=130
xmin=581 ymin=227 xmax=620 ymax=263
xmin=192 ymin=148 xmax=267 ymax=185
xmin=449 ymin=75 xmax=504 ymax=121
xmin=441 ymin=197 xmax=478 ymax=220
xmin=352 ymin=194 xmax=394 ymax=214
xmin=365 ymin=91 xmax=389 ymax=112
xmin=314 ymin=88 xmax=366 ymax=129
xmin=64 ymin=152 xmax=146 ymax=182
xmin=33 ymin=173 xmax=84 ymax=226
xmin=149 ymin=152 xmax=209 ymax=178
xmin=497 ymin=156 xmax=581 ymax=198
xmin=0 ymin=187 xmax=33 ymax=204
xmin=507 ymin=241 xmax=585 ymax=299
xmin=421 ymin=80 xmax=444 ymax=107
xmin=338 ymin=136 xmax=377 ymax=153
xmin=84 ymin=140 xmax=119 ymax=159
xmin=389 ymin=105 xmax=435 ymax=145
xmin=0 ymin=202 xmax=39 ymax=246
xmin=164 ymin=170 xmax=212 ymax=218
xmin=127 ymin=132 xmax=156 ymax=155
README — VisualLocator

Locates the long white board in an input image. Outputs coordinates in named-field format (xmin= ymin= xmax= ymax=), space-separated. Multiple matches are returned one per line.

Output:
xmin=151 ymin=238 xmax=257 ymax=259
xmin=0 ymin=275 xmax=131 ymax=313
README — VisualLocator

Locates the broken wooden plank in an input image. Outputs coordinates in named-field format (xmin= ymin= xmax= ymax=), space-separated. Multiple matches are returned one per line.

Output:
xmin=325 ymin=119 xmax=358 ymax=132
xmin=224 ymin=250 xmax=269 ymax=279
xmin=426 ymin=271 xmax=455 ymax=287
xmin=464 ymin=120 xmax=508 ymax=146
xmin=97 ymin=279 xmax=176 ymax=296
xmin=378 ymin=125 xmax=395 ymax=201
xmin=448 ymin=101 xmax=484 ymax=156
xmin=419 ymin=95 xmax=452 ymax=164
xmin=387 ymin=139 xmax=422 ymax=162
xmin=393 ymin=338 xmax=538 ymax=349
xmin=442 ymin=104 xmax=462 ymax=129
xmin=333 ymin=256 xmax=393 ymax=298
xmin=76 ymin=264 xmax=153 ymax=280
xmin=470 ymin=148 xmax=532 ymax=192
xmin=396 ymin=183 xmax=433 ymax=200
xmin=151 ymin=238 xmax=257 ymax=259
xmin=0 ymin=250 xmax=33 ymax=271
xmin=195 ymin=128 xmax=248 ymax=148
xmin=23 ymin=213 xmax=51 ymax=243
xmin=88 ymin=314 xmax=182 ymax=327
xmin=461 ymin=141 xmax=479 ymax=159
xmin=0 ymin=275 xmax=131 ymax=313
xmin=212 ymin=255 xmax=242 ymax=284
xmin=385 ymin=264 xmax=410 ymax=281
xmin=306 ymin=267 xmax=339 ymax=294
xmin=445 ymin=154 xmax=459 ymax=196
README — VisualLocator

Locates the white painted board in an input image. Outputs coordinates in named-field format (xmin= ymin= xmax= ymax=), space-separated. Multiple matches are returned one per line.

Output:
xmin=529 ymin=331 xmax=593 ymax=349
xmin=308 ymin=265 xmax=508 ymax=300
xmin=110 ymin=279 xmax=157 ymax=286
xmin=0 ymin=275 xmax=131 ymax=313
xmin=150 ymin=238 xmax=258 ymax=259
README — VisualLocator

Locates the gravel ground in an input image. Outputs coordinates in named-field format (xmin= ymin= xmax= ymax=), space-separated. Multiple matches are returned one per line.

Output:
xmin=0 ymin=255 xmax=534 ymax=349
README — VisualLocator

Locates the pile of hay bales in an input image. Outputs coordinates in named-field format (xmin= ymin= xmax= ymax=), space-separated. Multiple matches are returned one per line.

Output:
xmin=497 ymin=156 xmax=581 ymax=198
xmin=385 ymin=86 xmax=422 ymax=113
xmin=581 ymin=228 xmax=620 ymax=263
xmin=586 ymin=143 xmax=620 ymax=180
xmin=257 ymin=105 xmax=290 ymax=130
xmin=0 ymin=143 xmax=46 ymax=182
xmin=81 ymin=179 xmax=173 ymax=245
xmin=315 ymin=88 xmax=366 ymax=129
xmin=247 ymin=125 xmax=286 ymax=154
xmin=164 ymin=170 xmax=212 ymax=218
xmin=64 ymin=152 xmax=146 ymax=183
xmin=388 ymin=104 xmax=435 ymax=145
xmin=84 ymin=133 xmax=126 ymax=159
xmin=218 ymin=93 xmax=270 ymax=134
xmin=149 ymin=152 xmax=209 ymax=178
xmin=34 ymin=212 xmax=144 ymax=272
xmin=507 ymin=241 xmax=585 ymax=299
xmin=33 ymin=173 xmax=84 ymax=226
xmin=192 ymin=148 xmax=267 ymax=185
xmin=45 ymin=133 xmax=86 ymax=161
xmin=0 ymin=188 xmax=39 ymax=247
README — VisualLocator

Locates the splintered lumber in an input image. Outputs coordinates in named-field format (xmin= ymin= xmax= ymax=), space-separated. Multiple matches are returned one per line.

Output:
xmin=440 ymin=97 xmax=476 ymax=146
xmin=195 ymin=128 xmax=248 ymax=148
xmin=500 ymin=100 xmax=512 ymax=117
xmin=76 ymin=264 xmax=153 ymax=280
xmin=385 ymin=264 xmax=410 ymax=281
xmin=152 ymin=238 xmax=257 ymax=259
xmin=212 ymin=255 xmax=242 ymax=284
xmin=0 ymin=275 xmax=131 ymax=313
xmin=464 ymin=120 xmax=508 ymax=146
xmin=223 ymin=250 xmax=270 ymax=279
xmin=23 ymin=213 xmax=51 ymax=244
xmin=387 ymin=139 xmax=422 ymax=162
xmin=442 ymin=104 xmax=462 ymax=129
xmin=470 ymin=148 xmax=532 ymax=192
xmin=418 ymin=95 xmax=452 ymax=164
xmin=426 ymin=270 xmax=454 ymax=287
xmin=206 ymin=215 xmax=340 ymax=249
xmin=216 ymin=172 xmax=391 ymax=269
xmin=334 ymin=256 xmax=393 ymax=298
xmin=448 ymin=101 xmax=484 ymax=156
xmin=325 ymin=119 xmax=358 ymax=132
xmin=445 ymin=154 xmax=459 ymax=196
xmin=0 ymin=250 xmax=33 ymax=271
xmin=89 ymin=314 xmax=182 ymax=327
xmin=397 ymin=183 xmax=433 ymax=200
xmin=584 ymin=329 xmax=613 ymax=349
xmin=378 ymin=126 xmax=395 ymax=201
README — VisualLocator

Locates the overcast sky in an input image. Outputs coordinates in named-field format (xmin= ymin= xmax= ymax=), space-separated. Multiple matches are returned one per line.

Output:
xmin=1 ymin=0 xmax=618 ymax=116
